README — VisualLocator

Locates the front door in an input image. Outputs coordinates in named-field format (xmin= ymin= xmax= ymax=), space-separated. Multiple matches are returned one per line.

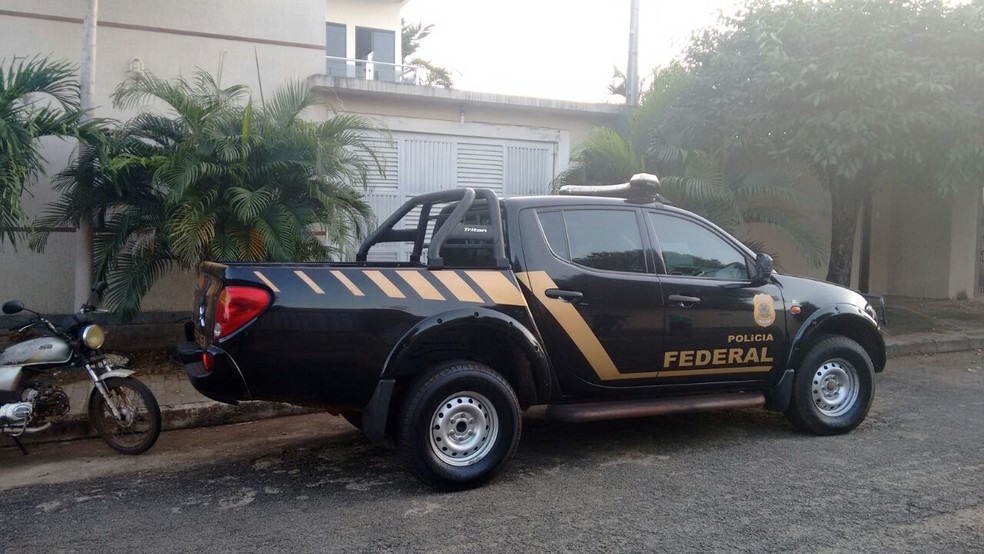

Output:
xmin=517 ymin=206 xmax=665 ymax=393
xmin=647 ymin=211 xmax=787 ymax=384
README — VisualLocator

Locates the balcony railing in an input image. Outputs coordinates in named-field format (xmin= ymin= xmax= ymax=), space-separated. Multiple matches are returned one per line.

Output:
xmin=325 ymin=55 xmax=429 ymax=85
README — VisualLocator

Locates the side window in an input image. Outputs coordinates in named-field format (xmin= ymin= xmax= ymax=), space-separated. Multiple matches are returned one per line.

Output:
xmin=537 ymin=209 xmax=645 ymax=273
xmin=649 ymin=213 xmax=749 ymax=280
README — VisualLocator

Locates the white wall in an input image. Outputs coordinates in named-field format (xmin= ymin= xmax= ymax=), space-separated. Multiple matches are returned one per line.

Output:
xmin=1 ymin=0 xmax=327 ymax=313
xmin=326 ymin=0 xmax=405 ymax=62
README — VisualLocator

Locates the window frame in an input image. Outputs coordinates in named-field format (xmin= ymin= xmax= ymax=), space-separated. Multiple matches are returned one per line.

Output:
xmin=534 ymin=206 xmax=655 ymax=276
xmin=646 ymin=209 xmax=755 ymax=282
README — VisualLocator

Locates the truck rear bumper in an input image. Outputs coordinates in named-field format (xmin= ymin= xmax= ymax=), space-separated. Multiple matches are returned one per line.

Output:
xmin=177 ymin=340 xmax=251 ymax=404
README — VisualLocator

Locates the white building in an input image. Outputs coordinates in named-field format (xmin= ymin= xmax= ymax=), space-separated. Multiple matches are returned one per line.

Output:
xmin=0 ymin=0 xmax=618 ymax=313
xmin=1 ymin=0 xmax=980 ymax=312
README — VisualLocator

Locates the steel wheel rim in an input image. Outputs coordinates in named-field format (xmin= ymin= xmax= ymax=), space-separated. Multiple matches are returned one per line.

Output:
xmin=98 ymin=385 xmax=152 ymax=447
xmin=429 ymin=391 xmax=498 ymax=467
xmin=811 ymin=359 xmax=859 ymax=417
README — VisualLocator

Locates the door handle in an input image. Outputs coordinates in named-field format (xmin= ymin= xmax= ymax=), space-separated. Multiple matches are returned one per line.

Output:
xmin=545 ymin=289 xmax=583 ymax=303
xmin=668 ymin=294 xmax=701 ymax=307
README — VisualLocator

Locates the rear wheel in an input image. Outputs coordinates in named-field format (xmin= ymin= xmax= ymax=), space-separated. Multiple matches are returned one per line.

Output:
xmin=89 ymin=377 xmax=162 ymax=455
xmin=397 ymin=360 xmax=521 ymax=490
xmin=786 ymin=336 xmax=875 ymax=435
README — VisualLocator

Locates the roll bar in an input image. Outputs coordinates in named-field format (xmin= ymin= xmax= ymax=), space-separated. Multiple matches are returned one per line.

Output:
xmin=356 ymin=187 xmax=509 ymax=269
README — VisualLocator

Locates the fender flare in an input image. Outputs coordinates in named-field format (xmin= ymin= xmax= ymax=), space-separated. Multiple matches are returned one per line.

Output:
xmin=786 ymin=306 xmax=886 ymax=372
xmin=362 ymin=307 xmax=552 ymax=445
xmin=382 ymin=307 xmax=552 ymax=397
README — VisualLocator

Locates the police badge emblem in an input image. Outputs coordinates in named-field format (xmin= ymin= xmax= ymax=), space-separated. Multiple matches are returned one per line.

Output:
xmin=753 ymin=293 xmax=776 ymax=327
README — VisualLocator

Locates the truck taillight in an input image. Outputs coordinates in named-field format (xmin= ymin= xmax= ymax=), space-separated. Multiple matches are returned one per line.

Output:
xmin=213 ymin=286 xmax=271 ymax=340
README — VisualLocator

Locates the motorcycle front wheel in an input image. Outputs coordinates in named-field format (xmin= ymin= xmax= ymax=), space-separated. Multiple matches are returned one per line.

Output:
xmin=89 ymin=377 xmax=162 ymax=455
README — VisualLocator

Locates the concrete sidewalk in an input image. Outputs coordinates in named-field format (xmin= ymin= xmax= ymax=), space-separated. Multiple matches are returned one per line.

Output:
xmin=11 ymin=296 xmax=984 ymax=446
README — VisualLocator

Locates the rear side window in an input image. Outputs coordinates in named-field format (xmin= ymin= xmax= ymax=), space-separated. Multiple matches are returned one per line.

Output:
xmin=649 ymin=212 xmax=749 ymax=280
xmin=536 ymin=209 xmax=645 ymax=273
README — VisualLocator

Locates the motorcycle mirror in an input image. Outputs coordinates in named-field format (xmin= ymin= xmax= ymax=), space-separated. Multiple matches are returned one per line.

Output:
xmin=2 ymin=300 xmax=25 ymax=315
xmin=91 ymin=281 xmax=109 ymax=294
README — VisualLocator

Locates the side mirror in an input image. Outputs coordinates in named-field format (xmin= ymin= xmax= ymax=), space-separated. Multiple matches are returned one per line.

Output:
xmin=92 ymin=281 xmax=108 ymax=294
xmin=2 ymin=300 xmax=25 ymax=315
xmin=752 ymin=253 xmax=774 ymax=285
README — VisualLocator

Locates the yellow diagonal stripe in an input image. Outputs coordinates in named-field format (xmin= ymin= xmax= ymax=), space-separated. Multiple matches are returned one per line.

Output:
xmin=396 ymin=270 xmax=445 ymax=301
xmin=432 ymin=271 xmax=483 ymax=303
xmin=330 ymin=270 xmax=364 ymax=297
xmin=517 ymin=271 xmax=658 ymax=381
xmin=364 ymin=270 xmax=405 ymax=299
xmin=294 ymin=270 xmax=325 ymax=294
xmin=465 ymin=271 xmax=527 ymax=307
xmin=253 ymin=271 xmax=280 ymax=293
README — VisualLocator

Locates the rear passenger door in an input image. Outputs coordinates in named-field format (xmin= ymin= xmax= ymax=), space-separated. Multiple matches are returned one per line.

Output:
xmin=648 ymin=211 xmax=786 ymax=384
xmin=517 ymin=206 xmax=665 ymax=392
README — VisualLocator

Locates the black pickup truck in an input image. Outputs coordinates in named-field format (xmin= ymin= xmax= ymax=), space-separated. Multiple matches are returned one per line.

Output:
xmin=178 ymin=175 xmax=886 ymax=490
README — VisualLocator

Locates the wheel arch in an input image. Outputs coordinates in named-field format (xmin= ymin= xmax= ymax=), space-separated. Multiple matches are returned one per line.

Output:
xmin=361 ymin=308 xmax=552 ymax=445
xmin=787 ymin=310 xmax=886 ymax=373
xmin=383 ymin=307 xmax=552 ymax=408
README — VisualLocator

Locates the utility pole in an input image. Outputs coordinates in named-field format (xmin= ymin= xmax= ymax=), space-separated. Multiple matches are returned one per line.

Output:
xmin=625 ymin=0 xmax=640 ymax=109
xmin=75 ymin=0 xmax=97 ymax=308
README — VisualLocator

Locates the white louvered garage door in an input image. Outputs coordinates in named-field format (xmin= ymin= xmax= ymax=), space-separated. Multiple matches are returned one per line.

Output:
xmin=360 ymin=131 xmax=557 ymax=262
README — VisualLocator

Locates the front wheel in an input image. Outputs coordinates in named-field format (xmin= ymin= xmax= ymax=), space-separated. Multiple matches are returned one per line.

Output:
xmin=397 ymin=360 xmax=521 ymax=490
xmin=786 ymin=335 xmax=875 ymax=435
xmin=89 ymin=377 xmax=162 ymax=455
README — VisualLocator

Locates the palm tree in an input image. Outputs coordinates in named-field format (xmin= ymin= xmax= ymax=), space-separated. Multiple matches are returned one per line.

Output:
xmin=0 ymin=56 xmax=93 ymax=247
xmin=34 ymin=69 xmax=381 ymax=319
xmin=556 ymin=66 xmax=826 ymax=268
xmin=401 ymin=20 xmax=454 ymax=88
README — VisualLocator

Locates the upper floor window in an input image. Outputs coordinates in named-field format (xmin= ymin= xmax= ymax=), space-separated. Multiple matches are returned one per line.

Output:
xmin=649 ymin=213 xmax=749 ymax=280
xmin=356 ymin=26 xmax=395 ymax=81
xmin=326 ymin=22 xmax=346 ymax=76
xmin=537 ymin=209 xmax=646 ymax=273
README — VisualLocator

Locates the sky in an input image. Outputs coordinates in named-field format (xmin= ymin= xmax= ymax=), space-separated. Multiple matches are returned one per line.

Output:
xmin=401 ymin=0 xmax=744 ymax=103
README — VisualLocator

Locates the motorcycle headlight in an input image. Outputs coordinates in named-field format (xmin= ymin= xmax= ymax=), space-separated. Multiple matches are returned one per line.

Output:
xmin=81 ymin=324 xmax=105 ymax=350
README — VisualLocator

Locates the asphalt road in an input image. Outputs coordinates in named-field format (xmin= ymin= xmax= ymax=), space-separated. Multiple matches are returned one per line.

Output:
xmin=2 ymin=351 xmax=982 ymax=553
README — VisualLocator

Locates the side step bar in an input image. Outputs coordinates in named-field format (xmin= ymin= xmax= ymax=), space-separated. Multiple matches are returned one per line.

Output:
xmin=544 ymin=392 xmax=766 ymax=423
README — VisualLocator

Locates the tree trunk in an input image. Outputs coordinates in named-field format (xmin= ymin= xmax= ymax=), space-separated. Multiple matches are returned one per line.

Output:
xmin=825 ymin=177 xmax=863 ymax=286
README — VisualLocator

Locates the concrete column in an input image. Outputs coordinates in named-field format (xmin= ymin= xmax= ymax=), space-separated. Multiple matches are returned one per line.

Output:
xmin=74 ymin=0 xmax=98 ymax=309
xmin=947 ymin=184 xmax=982 ymax=299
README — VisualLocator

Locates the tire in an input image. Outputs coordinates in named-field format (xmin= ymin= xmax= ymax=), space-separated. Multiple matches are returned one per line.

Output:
xmin=89 ymin=377 xmax=162 ymax=455
xmin=786 ymin=335 xmax=875 ymax=435
xmin=397 ymin=360 xmax=521 ymax=491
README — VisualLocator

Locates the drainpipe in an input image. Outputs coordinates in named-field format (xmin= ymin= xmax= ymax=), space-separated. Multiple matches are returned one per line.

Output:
xmin=74 ymin=0 xmax=97 ymax=308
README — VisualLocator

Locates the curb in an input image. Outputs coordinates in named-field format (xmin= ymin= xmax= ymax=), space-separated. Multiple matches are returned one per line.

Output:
xmin=17 ymin=401 xmax=319 ymax=446
xmin=884 ymin=333 xmax=984 ymax=359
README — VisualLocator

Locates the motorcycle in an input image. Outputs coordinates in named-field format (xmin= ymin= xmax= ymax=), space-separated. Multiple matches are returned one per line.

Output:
xmin=0 ymin=282 xmax=161 ymax=455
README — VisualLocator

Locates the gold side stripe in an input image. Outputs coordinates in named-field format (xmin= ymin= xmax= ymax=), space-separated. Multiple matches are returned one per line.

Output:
xmin=517 ymin=271 xmax=652 ymax=381
xmin=396 ymin=270 xmax=445 ymax=301
xmin=330 ymin=270 xmax=364 ymax=296
xmin=294 ymin=270 xmax=325 ymax=294
xmin=656 ymin=366 xmax=773 ymax=378
xmin=253 ymin=271 xmax=280 ymax=293
xmin=364 ymin=270 xmax=405 ymax=299
xmin=465 ymin=271 xmax=527 ymax=307
xmin=432 ymin=271 xmax=484 ymax=303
